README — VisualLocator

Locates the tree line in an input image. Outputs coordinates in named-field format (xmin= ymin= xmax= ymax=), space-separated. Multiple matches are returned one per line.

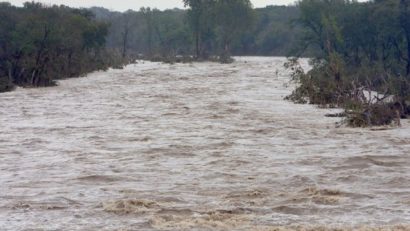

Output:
xmin=1 ymin=1 xmax=304 ymax=92
xmin=288 ymin=0 xmax=410 ymax=127
xmin=90 ymin=2 xmax=303 ymax=62
xmin=0 ymin=2 xmax=127 ymax=92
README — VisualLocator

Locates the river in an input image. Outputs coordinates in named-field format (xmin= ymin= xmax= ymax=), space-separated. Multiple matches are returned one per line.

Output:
xmin=0 ymin=57 xmax=409 ymax=230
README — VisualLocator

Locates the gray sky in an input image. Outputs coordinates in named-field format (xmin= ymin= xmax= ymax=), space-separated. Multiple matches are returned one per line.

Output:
xmin=6 ymin=0 xmax=298 ymax=11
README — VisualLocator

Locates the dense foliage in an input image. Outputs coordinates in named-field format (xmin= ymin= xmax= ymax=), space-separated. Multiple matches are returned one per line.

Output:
xmin=288 ymin=0 xmax=410 ymax=127
xmin=0 ymin=2 xmax=128 ymax=92
xmin=90 ymin=4 xmax=303 ymax=61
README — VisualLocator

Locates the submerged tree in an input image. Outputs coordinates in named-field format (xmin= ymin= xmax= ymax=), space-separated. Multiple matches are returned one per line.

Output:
xmin=119 ymin=11 xmax=136 ymax=58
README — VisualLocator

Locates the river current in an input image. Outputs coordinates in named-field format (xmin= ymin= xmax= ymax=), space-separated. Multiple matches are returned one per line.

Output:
xmin=0 ymin=57 xmax=409 ymax=230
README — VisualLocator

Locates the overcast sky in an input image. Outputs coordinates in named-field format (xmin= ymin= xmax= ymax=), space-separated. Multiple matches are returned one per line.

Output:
xmin=6 ymin=0 xmax=298 ymax=11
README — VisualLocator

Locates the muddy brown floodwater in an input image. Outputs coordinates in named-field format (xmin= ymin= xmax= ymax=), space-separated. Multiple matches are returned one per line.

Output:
xmin=0 ymin=57 xmax=409 ymax=231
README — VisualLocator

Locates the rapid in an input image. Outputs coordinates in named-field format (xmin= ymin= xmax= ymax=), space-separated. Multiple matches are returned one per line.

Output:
xmin=0 ymin=57 xmax=409 ymax=230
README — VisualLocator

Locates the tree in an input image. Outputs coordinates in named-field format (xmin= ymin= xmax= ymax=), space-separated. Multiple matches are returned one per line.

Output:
xmin=399 ymin=0 xmax=410 ymax=76
xmin=183 ymin=0 xmax=216 ymax=59
xmin=141 ymin=7 xmax=155 ymax=56
xmin=214 ymin=0 xmax=255 ymax=62
xmin=118 ymin=11 xmax=135 ymax=58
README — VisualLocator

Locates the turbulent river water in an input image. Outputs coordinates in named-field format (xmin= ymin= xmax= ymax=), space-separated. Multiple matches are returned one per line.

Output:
xmin=0 ymin=57 xmax=409 ymax=231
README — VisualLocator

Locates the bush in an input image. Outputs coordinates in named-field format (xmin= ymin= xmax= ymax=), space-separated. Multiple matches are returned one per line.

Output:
xmin=345 ymin=104 xmax=397 ymax=127
xmin=285 ymin=58 xmax=408 ymax=128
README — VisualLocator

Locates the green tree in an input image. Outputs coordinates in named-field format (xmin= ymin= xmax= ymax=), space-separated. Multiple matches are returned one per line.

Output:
xmin=183 ymin=0 xmax=216 ymax=59
xmin=214 ymin=0 xmax=255 ymax=62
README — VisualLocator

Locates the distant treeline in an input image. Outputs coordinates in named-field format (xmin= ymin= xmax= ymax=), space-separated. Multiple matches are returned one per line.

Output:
xmin=287 ymin=0 xmax=410 ymax=127
xmin=89 ymin=4 xmax=304 ymax=60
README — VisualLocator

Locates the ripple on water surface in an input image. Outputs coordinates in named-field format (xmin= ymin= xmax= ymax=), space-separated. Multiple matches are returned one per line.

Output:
xmin=0 ymin=57 xmax=409 ymax=230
